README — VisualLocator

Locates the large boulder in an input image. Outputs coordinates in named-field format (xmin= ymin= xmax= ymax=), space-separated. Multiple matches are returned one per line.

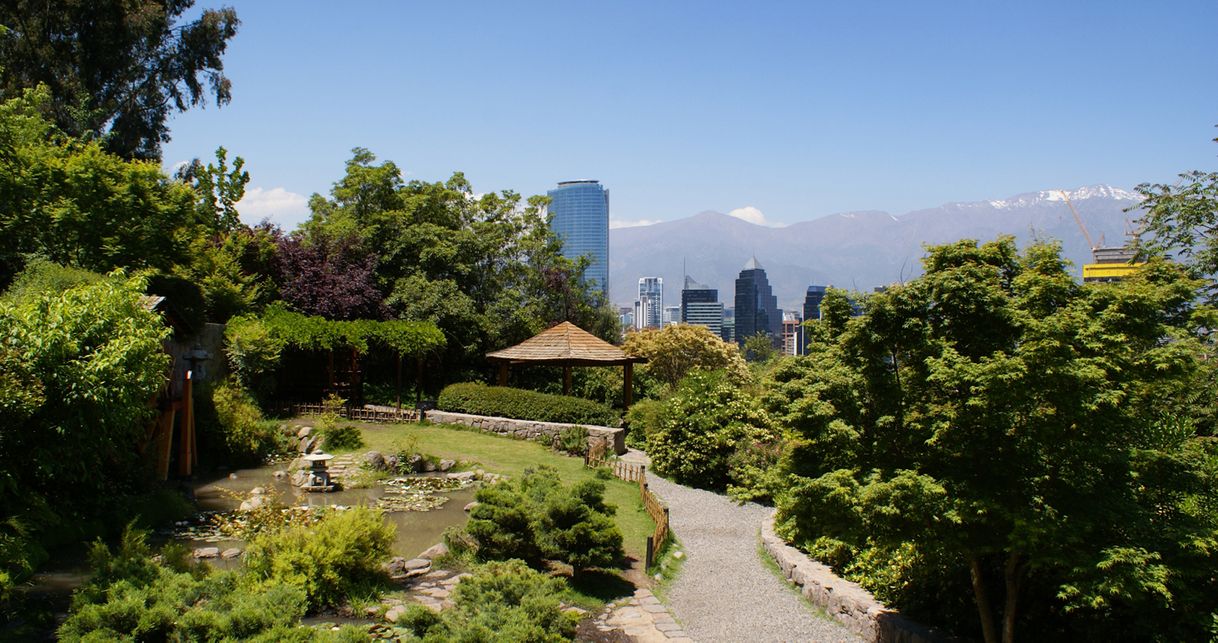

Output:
xmin=363 ymin=451 xmax=387 ymax=471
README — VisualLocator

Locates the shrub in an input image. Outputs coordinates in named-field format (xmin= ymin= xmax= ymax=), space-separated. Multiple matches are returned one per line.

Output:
xmin=624 ymin=397 xmax=666 ymax=450
xmin=319 ymin=424 xmax=364 ymax=451
xmin=397 ymin=560 xmax=578 ymax=642
xmin=648 ymin=370 xmax=775 ymax=490
xmin=465 ymin=466 xmax=623 ymax=573
xmin=224 ymin=315 xmax=284 ymax=398
xmin=438 ymin=382 xmax=617 ymax=426
xmin=555 ymin=426 xmax=589 ymax=456
xmin=213 ymin=380 xmax=287 ymax=463
xmin=57 ymin=525 xmax=375 ymax=642
xmin=243 ymin=506 xmax=395 ymax=609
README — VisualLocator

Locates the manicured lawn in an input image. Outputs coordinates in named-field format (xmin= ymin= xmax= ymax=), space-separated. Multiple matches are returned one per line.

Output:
xmin=342 ymin=421 xmax=656 ymax=562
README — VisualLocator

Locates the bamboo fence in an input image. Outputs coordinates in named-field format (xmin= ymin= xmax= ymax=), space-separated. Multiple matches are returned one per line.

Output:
xmin=585 ymin=453 xmax=672 ymax=569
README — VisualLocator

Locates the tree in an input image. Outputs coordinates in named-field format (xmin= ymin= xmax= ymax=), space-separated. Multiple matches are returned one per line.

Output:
xmin=0 ymin=89 xmax=198 ymax=288
xmin=0 ymin=271 xmax=170 ymax=590
xmin=305 ymin=149 xmax=615 ymax=384
xmin=1133 ymin=132 xmax=1218 ymax=303
xmin=277 ymin=232 xmax=383 ymax=320
xmin=769 ymin=238 xmax=1218 ymax=642
xmin=622 ymin=323 xmax=749 ymax=387
xmin=0 ymin=0 xmax=240 ymax=160
xmin=179 ymin=146 xmax=250 ymax=234
xmin=742 ymin=331 xmax=777 ymax=363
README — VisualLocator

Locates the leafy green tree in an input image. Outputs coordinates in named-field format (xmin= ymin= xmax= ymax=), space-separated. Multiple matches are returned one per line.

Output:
xmin=0 ymin=0 xmax=240 ymax=160
xmin=1133 ymin=133 xmax=1218 ymax=303
xmin=0 ymin=89 xmax=198 ymax=288
xmin=769 ymin=237 xmax=1218 ymax=642
xmin=622 ymin=323 xmax=749 ymax=387
xmin=0 ymin=271 xmax=170 ymax=589
xmin=742 ymin=332 xmax=777 ymax=363
xmin=179 ymin=146 xmax=250 ymax=234
xmin=176 ymin=224 xmax=281 ymax=322
xmin=305 ymin=149 xmax=615 ymax=385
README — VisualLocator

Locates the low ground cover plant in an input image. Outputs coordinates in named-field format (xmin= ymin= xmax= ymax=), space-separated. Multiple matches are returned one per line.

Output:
xmin=59 ymin=526 xmax=371 ymax=642
xmin=438 ymin=382 xmax=617 ymax=426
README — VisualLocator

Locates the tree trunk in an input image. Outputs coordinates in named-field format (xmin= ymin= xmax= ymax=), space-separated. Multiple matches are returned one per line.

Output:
xmin=1002 ymin=552 xmax=1023 ymax=643
xmin=969 ymin=555 xmax=1000 ymax=643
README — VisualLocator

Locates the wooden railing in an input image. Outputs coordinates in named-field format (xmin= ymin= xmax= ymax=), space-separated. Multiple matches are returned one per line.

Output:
xmin=585 ymin=453 xmax=672 ymax=569
xmin=274 ymin=403 xmax=419 ymax=423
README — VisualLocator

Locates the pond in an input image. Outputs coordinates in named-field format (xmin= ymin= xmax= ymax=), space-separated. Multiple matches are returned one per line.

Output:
xmin=16 ymin=459 xmax=479 ymax=626
xmin=185 ymin=461 xmax=478 ymax=563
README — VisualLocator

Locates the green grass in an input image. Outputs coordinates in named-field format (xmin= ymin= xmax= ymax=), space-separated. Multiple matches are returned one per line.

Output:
xmin=333 ymin=420 xmax=655 ymax=562
xmin=648 ymin=536 xmax=686 ymax=604
xmin=755 ymin=537 xmax=835 ymax=622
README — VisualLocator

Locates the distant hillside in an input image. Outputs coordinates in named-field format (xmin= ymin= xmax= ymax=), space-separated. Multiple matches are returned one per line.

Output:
xmin=608 ymin=185 xmax=1142 ymax=311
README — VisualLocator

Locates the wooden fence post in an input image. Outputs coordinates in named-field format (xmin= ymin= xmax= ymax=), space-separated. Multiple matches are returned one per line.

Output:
xmin=645 ymin=536 xmax=655 ymax=570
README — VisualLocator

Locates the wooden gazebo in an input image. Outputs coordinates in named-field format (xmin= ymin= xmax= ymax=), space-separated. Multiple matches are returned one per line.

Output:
xmin=486 ymin=322 xmax=647 ymax=406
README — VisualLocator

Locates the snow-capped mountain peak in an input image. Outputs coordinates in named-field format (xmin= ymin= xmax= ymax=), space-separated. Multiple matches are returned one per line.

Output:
xmin=987 ymin=185 xmax=1140 ymax=209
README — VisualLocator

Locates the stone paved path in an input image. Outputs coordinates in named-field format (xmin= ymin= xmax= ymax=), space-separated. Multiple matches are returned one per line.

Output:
xmin=634 ymin=455 xmax=859 ymax=643
xmin=591 ymin=588 xmax=694 ymax=642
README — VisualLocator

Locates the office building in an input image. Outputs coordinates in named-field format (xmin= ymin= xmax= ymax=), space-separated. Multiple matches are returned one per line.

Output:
xmin=782 ymin=311 xmax=802 ymax=356
xmin=734 ymin=257 xmax=781 ymax=348
xmin=663 ymin=305 xmax=681 ymax=327
xmin=681 ymin=275 xmax=724 ymax=338
xmin=803 ymin=286 xmax=828 ymax=322
xmin=547 ymin=180 xmax=609 ymax=298
xmin=635 ymin=277 xmax=663 ymax=329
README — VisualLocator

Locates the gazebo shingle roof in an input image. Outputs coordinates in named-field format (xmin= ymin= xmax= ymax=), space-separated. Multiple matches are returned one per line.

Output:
xmin=486 ymin=322 xmax=643 ymax=366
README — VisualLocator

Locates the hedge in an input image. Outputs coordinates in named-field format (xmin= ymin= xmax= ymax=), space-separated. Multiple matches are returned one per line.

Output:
xmin=437 ymin=383 xmax=618 ymax=426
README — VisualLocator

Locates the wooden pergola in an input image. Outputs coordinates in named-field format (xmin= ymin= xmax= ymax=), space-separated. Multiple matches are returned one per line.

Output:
xmin=486 ymin=322 xmax=647 ymax=407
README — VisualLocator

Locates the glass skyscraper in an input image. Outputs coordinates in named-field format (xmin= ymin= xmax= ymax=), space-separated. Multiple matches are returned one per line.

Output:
xmin=547 ymin=180 xmax=609 ymax=299
xmin=681 ymin=275 xmax=724 ymax=338
xmin=734 ymin=256 xmax=781 ymax=348
xmin=635 ymin=277 xmax=663 ymax=329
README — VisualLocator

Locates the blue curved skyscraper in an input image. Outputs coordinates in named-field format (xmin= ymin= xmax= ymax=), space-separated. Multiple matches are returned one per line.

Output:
xmin=547 ymin=180 xmax=609 ymax=300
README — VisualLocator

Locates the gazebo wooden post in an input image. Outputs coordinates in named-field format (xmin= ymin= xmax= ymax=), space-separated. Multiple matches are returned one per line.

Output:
xmin=497 ymin=363 xmax=509 ymax=386
xmin=562 ymin=365 xmax=572 ymax=395
xmin=624 ymin=362 xmax=634 ymax=408
xmin=395 ymin=350 xmax=402 ymax=411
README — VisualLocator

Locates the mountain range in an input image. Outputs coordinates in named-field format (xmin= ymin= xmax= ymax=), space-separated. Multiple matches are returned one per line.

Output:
xmin=608 ymin=185 xmax=1144 ymax=311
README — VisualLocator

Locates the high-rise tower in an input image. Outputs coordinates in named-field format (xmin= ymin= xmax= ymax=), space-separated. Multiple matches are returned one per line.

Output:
xmin=734 ymin=256 xmax=781 ymax=347
xmin=681 ymin=275 xmax=723 ymax=338
xmin=635 ymin=277 xmax=663 ymax=329
xmin=547 ymin=180 xmax=609 ymax=299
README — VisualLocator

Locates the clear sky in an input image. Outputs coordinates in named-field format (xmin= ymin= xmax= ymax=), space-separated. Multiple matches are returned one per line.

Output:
xmin=162 ymin=1 xmax=1218 ymax=231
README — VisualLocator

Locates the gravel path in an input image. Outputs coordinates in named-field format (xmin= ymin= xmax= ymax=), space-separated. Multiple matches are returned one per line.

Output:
xmin=647 ymin=473 xmax=860 ymax=643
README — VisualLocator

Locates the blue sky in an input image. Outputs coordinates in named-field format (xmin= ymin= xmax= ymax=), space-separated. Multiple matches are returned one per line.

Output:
xmin=162 ymin=1 xmax=1218 ymax=230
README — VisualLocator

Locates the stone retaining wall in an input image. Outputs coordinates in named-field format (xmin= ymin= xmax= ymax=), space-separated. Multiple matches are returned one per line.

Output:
xmin=424 ymin=410 xmax=626 ymax=455
xmin=760 ymin=513 xmax=948 ymax=643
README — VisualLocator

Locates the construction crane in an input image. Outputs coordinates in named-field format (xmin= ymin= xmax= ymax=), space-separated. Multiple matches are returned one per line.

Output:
xmin=1060 ymin=189 xmax=1099 ymax=262
xmin=1060 ymin=189 xmax=1141 ymax=282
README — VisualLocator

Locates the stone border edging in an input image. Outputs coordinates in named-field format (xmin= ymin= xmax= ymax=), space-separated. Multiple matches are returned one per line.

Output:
xmin=760 ymin=512 xmax=948 ymax=643
xmin=424 ymin=409 xmax=626 ymax=455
